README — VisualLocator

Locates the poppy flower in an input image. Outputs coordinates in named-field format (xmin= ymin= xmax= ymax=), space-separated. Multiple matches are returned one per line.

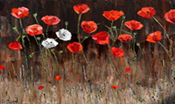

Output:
xmin=41 ymin=15 xmax=61 ymax=25
xmin=112 ymin=85 xmax=118 ymax=89
xmin=55 ymin=75 xmax=61 ymax=81
xmin=137 ymin=7 xmax=156 ymax=19
xmin=9 ymin=41 xmax=22 ymax=50
xmin=73 ymin=4 xmax=90 ymax=14
xmin=0 ymin=65 xmax=6 ymax=70
xmin=38 ymin=86 xmax=44 ymax=90
xmin=146 ymin=31 xmax=162 ymax=43
xmin=125 ymin=68 xmax=131 ymax=72
xmin=111 ymin=47 xmax=124 ymax=57
xmin=56 ymin=28 xmax=72 ymax=41
xmin=67 ymin=42 xmax=83 ymax=53
xmin=103 ymin=10 xmax=124 ymax=21
xmin=164 ymin=9 xmax=175 ymax=24
xmin=124 ymin=20 xmax=143 ymax=30
xmin=118 ymin=34 xmax=133 ymax=43
xmin=41 ymin=38 xmax=59 ymax=49
xmin=26 ymin=24 xmax=43 ymax=36
xmin=81 ymin=21 xmax=98 ymax=33
xmin=11 ymin=7 xmax=29 ymax=19
xmin=91 ymin=31 xmax=110 ymax=45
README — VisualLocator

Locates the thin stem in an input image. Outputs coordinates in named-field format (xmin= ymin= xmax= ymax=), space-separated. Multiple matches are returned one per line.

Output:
xmin=77 ymin=14 xmax=82 ymax=43
xmin=46 ymin=25 xmax=49 ymax=36
xmin=119 ymin=16 xmax=125 ymax=34
xmin=152 ymin=16 xmax=171 ymax=43
xmin=158 ymin=41 xmax=172 ymax=62
xmin=34 ymin=16 xmax=45 ymax=38
xmin=19 ymin=19 xmax=26 ymax=34
xmin=34 ymin=36 xmax=40 ymax=46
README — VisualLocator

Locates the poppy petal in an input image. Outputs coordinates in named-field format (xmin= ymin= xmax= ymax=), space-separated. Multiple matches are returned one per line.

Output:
xmin=146 ymin=31 xmax=162 ymax=43
xmin=73 ymin=4 xmax=90 ymax=14
xmin=9 ymin=41 xmax=22 ymax=50
xmin=38 ymin=86 xmax=44 ymax=90
xmin=111 ymin=47 xmax=124 ymax=57
xmin=125 ymin=68 xmax=131 ymax=72
xmin=26 ymin=24 xmax=43 ymax=36
xmin=41 ymin=15 xmax=61 ymax=25
xmin=55 ymin=75 xmax=61 ymax=81
xmin=137 ymin=7 xmax=156 ymax=19
xmin=91 ymin=31 xmax=110 ymax=45
xmin=0 ymin=65 xmax=6 ymax=70
xmin=81 ymin=21 xmax=98 ymax=33
xmin=112 ymin=85 xmax=118 ymax=89
xmin=103 ymin=10 xmax=124 ymax=21
xmin=11 ymin=7 xmax=29 ymax=19
xmin=67 ymin=42 xmax=83 ymax=53
xmin=118 ymin=34 xmax=133 ymax=43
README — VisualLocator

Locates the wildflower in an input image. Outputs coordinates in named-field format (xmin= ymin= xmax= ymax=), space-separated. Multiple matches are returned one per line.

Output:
xmin=73 ymin=4 xmax=90 ymax=14
xmin=81 ymin=21 xmax=98 ymax=33
xmin=55 ymin=75 xmax=61 ymax=81
xmin=124 ymin=20 xmax=143 ymax=30
xmin=0 ymin=65 xmax=6 ymax=70
xmin=9 ymin=41 xmax=22 ymax=50
xmin=41 ymin=38 xmax=58 ymax=49
xmin=41 ymin=15 xmax=61 ymax=25
xmin=111 ymin=47 xmax=124 ymax=57
xmin=11 ymin=7 xmax=29 ymax=19
xmin=125 ymin=68 xmax=131 ymax=72
xmin=118 ymin=34 xmax=133 ymax=43
xmin=146 ymin=31 xmax=162 ymax=43
xmin=92 ymin=31 xmax=110 ymax=45
xmin=103 ymin=10 xmax=124 ymax=21
xmin=26 ymin=24 xmax=43 ymax=36
xmin=38 ymin=86 xmax=44 ymax=90
xmin=56 ymin=28 xmax=72 ymax=41
xmin=67 ymin=42 xmax=83 ymax=53
xmin=164 ymin=9 xmax=175 ymax=24
xmin=112 ymin=85 xmax=118 ymax=89
xmin=137 ymin=7 xmax=156 ymax=19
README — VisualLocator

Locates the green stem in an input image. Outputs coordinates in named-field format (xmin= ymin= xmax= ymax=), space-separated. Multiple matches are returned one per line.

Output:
xmin=152 ymin=16 xmax=171 ymax=43
xmin=77 ymin=14 xmax=82 ymax=43
xmin=19 ymin=19 xmax=26 ymax=34
xmin=46 ymin=25 xmax=49 ymax=36
xmin=119 ymin=16 xmax=125 ymax=34
xmin=158 ymin=41 xmax=172 ymax=62
xmin=34 ymin=16 xmax=45 ymax=38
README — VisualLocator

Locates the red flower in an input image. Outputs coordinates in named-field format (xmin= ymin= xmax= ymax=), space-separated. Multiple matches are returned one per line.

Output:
xmin=26 ymin=24 xmax=43 ymax=36
xmin=92 ymin=31 xmax=110 ymax=45
xmin=55 ymin=75 xmax=61 ymax=81
xmin=112 ymin=85 xmax=118 ymax=89
xmin=103 ymin=10 xmax=124 ymax=21
xmin=81 ymin=21 xmax=98 ymax=33
xmin=124 ymin=20 xmax=143 ymax=30
xmin=11 ymin=7 xmax=29 ymax=19
xmin=9 ymin=41 xmax=22 ymax=50
xmin=73 ymin=4 xmax=90 ymax=14
xmin=38 ymin=86 xmax=44 ymax=90
xmin=164 ymin=9 xmax=175 ymax=24
xmin=146 ymin=31 xmax=162 ymax=43
xmin=111 ymin=47 xmax=124 ymax=57
xmin=137 ymin=7 xmax=156 ymax=19
xmin=41 ymin=15 xmax=61 ymax=25
xmin=125 ymin=68 xmax=131 ymax=72
xmin=0 ymin=65 xmax=6 ymax=70
xmin=118 ymin=34 xmax=133 ymax=43
xmin=67 ymin=42 xmax=83 ymax=53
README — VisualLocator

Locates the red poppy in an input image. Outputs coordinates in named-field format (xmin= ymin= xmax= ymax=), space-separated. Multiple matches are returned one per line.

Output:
xmin=11 ymin=7 xmax=29 ymax=19
xmin=9 ymin=41 xmax=22 ymax=50
xmin=55 ymin=75 xmax=61 ymax=81
xmin=146 ymin=31 xmax=162 ymax=43
xmin=124 ymin=20 xmax=143 ymax=30
xmin=73 ymin=4 xmax=90 ymax=14
xmin=164 ymin=9 xmax=175 ymax=24
xmin=103 ymin=10 xmax=124 ymax=21
xmin=125 ymin=68 xmax=131 ymax=72
xmin=26 ymin=24 xmax=43 ymax=36
xmin=41 ymin=15 xmax=61 ymax=25
xmin=118 ymin=34 xmax=133 ymax=43
xmin=137 ymin=7 xmax=156 ymax=19
xmin=38 ymin=86 xmax=44 ymax=90
xmin=111 ymin=47 xmax=124 ymax=57
xmin=112 ymin=85 xmax=118 ymax=89
xmin=67 ymin=42 xmax=83 ymax=53
xmin=92 ymin=31 xmax=110 ymax=45
xmin=0 ymin=65 xmax=6 ymax=70
xmin=81 ymin=21 xmax=98 ymax=33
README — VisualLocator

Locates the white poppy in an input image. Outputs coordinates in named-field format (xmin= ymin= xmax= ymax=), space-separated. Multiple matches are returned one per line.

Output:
xmin=41 ymin=38 xmax=58 ymax=49
xmin=55 ymin=28 xmax=72 ymax=41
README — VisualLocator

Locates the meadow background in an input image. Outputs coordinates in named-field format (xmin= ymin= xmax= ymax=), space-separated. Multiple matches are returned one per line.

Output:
xmin=0 ymin=0 xmax=175 ymax=104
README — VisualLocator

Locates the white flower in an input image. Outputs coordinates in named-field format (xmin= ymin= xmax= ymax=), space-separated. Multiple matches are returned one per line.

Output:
xmin=56 ymin=28 xmax=72 ymax=41
xmin=41 ymin=38 xmax=58 ymax=49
